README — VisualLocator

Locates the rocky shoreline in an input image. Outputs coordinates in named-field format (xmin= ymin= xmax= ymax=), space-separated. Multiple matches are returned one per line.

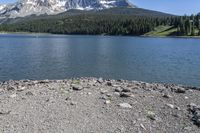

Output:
xmin=0 ymin=77 xmax=200 ymax=132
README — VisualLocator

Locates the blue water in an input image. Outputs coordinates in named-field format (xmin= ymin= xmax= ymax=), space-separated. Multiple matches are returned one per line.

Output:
xmin=0 ymin=34 xmax=200 ymax=86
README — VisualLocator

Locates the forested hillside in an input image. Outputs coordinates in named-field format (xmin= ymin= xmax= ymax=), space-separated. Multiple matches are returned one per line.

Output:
xmin=0 ymin=8 xmax=199 ymax=36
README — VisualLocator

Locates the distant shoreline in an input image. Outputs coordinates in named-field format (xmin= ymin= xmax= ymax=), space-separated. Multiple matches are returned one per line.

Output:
xmin=1 ymin=31 xmax=200 ymax=39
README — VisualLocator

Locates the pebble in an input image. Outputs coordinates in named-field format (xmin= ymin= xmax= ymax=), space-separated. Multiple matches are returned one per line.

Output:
xmin=188 ymin=103 xmax=200 ymax=126
xmin=122 ymin=87 xmax=131 ymax=92
xmin=184 ymin=96 xmax=189 ymax=99
xmin=7 ymin=86 xmax=15 ymax=91
xmin=100 ymin=96 xmax=107 ymax=100
xmin=147 ymin=111 xmax=156 ymax=120
xmin=120 ymin=92 xmax=134 ymax=98
xmin=72 ymin=85 xmax=83 ymax=91
xmin=106 ymin=93 xmax=112 ymax=97
xmin=118 ymin=103 xmax=132 ymax=108
xmin=97 ymin=78 xmax=103 ymax=83
xmin=17 ymin=86 xmax=26 ymax=92
xmin=140 ymin=124 xmax=146 ymax=130
xmin=65 ymin=97 xmax=72 ymax=101
xmin=100 ymin=89 xmax=108 ymax=94
xmin=115 ymin=87 xmax=122 ymax=92
xmin=105 ymin=100 xmax=111 ymax=104
xmin=163 ymin=93 xmax=172 ymax=98
xmin=70 ymin=101 xmax=77 ymax=106
xmin=175 ymin=88 xmax=186 ymax=93
xmin=10 ymin=94 xmax=17 ymax=98
xmin=166 ymin=104 xmax=174 ymax=109
xmin=107 ymin=82 xmax=112 ymax=86
xmin=26 ymin=91 xmax=34 ymax=96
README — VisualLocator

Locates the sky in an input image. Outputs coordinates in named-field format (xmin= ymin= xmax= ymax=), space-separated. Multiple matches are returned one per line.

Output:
xmin=0 ymin=0 xmax=199 ymax=15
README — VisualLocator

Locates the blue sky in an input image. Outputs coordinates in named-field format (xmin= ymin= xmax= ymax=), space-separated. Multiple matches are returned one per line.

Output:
xmin=0 ymin=0 xmax=199 ymax=15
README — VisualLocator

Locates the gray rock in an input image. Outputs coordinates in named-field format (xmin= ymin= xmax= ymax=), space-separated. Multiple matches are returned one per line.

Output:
xmin=17 ymin=86 xmax=26 ymax=92
xmin=100 ymin=89 xmax=108 ymax=94
xmin=105 ymin=100 xmax=111 ymax=104
xmin=72 ymin=85 xmax=83 ymax=91
xmin=163 ymin=93 xmax=172 ymax=98
xmin=147 ymin=111 xmax=156 ymax=120
xmin=0 ymin=111 xmax=11 ymax=115
xmin=187 ymin=103 xmax=200 ymax=126
xmin=97 ymin=78 xmax=103 ymax=83
xmin=192 ymin=114 xmax=200 ymax=127
xmin=120 ymin=92 xmax=133 ymax=98
xmin=121 ymin=87 xmax=131 ymax=92
xmin=70 ymin=101 xmax=77 ymax=106
xmin=65 ymin=97 xmax=72 ymax=101
xmin=7 ymin=86 xmax=16 ymax=91
xmin=175 ymin=87 xmax=186 ymax=93
xmin=119 ymin=103 xmax=132 ymax=108
xmin=26 ymin=91 xmax=34 ymax=96
xmin=115 ymin=87 xmax=122 ymax=92
xmin=10 ymin=93 xmax=17 ymax=98
xmin=166 ymin=104 xmax=174 ymax=109
xmin=107 ymin=82 xmax=112 ymax=86
xmin=106 ymin=93 xmax=112 ymax=97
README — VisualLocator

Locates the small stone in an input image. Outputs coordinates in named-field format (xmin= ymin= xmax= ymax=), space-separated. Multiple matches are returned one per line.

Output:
xmin=122 ymin=87 xmax=131 ymax=92
xmin=184 ymin=126 xmax=192 ymax=131
xmin=175 ymin=88 xmax=186 ymax=93
xmin=26 ymin=91 xmax=33 ymax=96
xmin=105 ymin=100 xmax=111 ymax=104
xmin=97 ymin=78 xmax=103 ymax=83
xmin=100 ymin=90 xmax=108 ymax=94
xmin=188 ymin=103 xmax=200 ymax=111
xmin=10 ymin=94 xmax=17 ymax=98
xmin=107 ymin=82 xmax=112 ymax=86
xmin=184 ymin=96 xmax=189 ymax=99
xmin=106 ymin=93 xmax=112 ymax=97
xmin=147 ymin=111 xmax=156 ymax=120
xmin=173 ymin=113 xmax=181 ymax=118
xmin=100 ymin=96 xmax=107 ymax=100
xmin=17 ymin=86 xmax=26 ymax=92
xmin=192 ymin=114 xmax=200 ymax=126
xmin=114 ymin=92 xmax=120 ymax=96
xmin=175 ymin=106 xmax=180 ymax=110
xmin=65 ymin=97 xmax=71 ymax=101
xmin=7 ymin=86 xmax=15 ymax=91
xmin=115 ymin=87 xmax=122 ymax=92
xmin=87 ymin=92 xmax=92 ymax=95
xmin=189 ymin=103 xmax=197 ymax=108
xmin=140 ymin=124 xmax=146 ymax=130
xmin=39 ymin=80 xmax=50 ymax=84
xmin=120 ymin=92 xmax=133 ymax=98
xmin=0 ymin=111 xmax=11 ymax=115
xmin=118 ymin=103 xmax=132 ymax=108
xmin=72 ymin=85 xmax=83 ymax=91
xmin=163 ymin=93 xmax=172 ymax=98
xmin=70 ymin=101 xmax=77 ymax=106
xmin=166 ymin=104 xmax=174 ymax=109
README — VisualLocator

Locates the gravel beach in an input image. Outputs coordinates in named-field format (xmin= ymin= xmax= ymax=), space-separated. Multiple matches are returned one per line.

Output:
xmin=0 ymin=77 xmax=200 ymax=133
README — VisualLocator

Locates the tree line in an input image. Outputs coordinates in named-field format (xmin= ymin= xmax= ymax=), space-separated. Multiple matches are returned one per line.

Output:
xmin=0 ymin=13 xmax=200 ymax=36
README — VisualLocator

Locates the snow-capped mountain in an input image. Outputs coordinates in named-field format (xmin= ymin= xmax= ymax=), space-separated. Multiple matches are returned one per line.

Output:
xmin=0 ymin=0 xmax=135 ymax=18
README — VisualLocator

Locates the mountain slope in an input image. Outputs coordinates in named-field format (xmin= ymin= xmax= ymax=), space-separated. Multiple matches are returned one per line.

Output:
xmin=0 ymin=0 xmax=135 ymax=18
xmin=0 ymin=7 xmax=174 ymax=25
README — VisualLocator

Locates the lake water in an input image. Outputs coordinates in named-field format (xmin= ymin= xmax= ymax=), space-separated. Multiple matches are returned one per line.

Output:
xmin=0 ymin=34 xmax=200 ymax=86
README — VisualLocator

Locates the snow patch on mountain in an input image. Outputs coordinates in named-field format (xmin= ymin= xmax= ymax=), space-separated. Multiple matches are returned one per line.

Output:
xmin=0 ymin=0 xmax=135 ymax=18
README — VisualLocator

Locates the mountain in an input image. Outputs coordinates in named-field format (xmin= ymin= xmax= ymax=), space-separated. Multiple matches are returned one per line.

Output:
xmin=0 ymin=0 xmax=135 ymax=18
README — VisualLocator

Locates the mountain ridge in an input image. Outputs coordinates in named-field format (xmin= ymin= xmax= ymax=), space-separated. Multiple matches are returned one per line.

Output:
xmin=0 ymin=0 xmax=136 ymax=18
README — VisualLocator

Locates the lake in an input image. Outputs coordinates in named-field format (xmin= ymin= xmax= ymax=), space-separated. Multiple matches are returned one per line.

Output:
xmin=0 ymin=34 xmax=200 ymax=86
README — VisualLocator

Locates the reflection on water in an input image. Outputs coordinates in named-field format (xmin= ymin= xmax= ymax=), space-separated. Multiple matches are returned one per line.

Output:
xmin=0 ymin=34 xmax=200 ymax=86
